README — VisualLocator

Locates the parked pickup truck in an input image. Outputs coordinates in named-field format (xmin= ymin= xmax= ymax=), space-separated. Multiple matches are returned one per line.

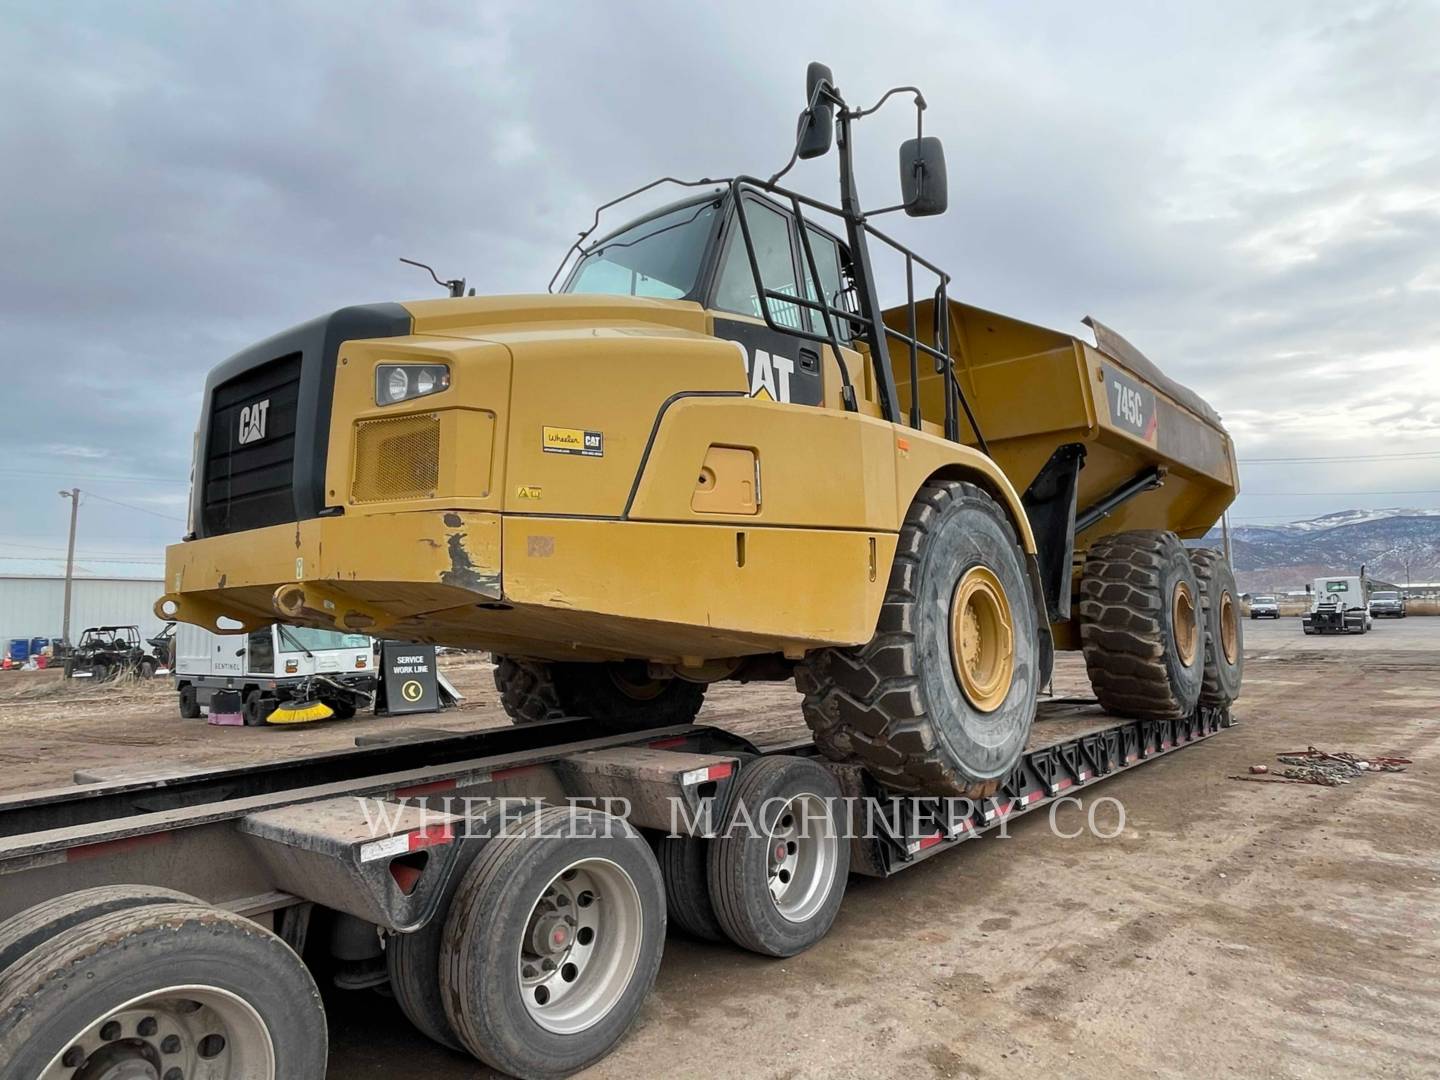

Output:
xmin=1369 ymin=590 xmax=1407 ymax=618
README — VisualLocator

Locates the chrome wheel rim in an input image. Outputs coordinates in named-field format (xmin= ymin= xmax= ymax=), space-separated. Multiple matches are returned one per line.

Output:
xmin=766 ymin=793 xmax=839 ymax=923
xmin=40 ymin=985 xmax=275 ymax=1080
xmin=517 ymin=858 xmax=643 ymax=1035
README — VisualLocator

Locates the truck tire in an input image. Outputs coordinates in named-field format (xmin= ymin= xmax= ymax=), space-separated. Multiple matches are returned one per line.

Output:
xmin=1079 ymin=531 xmax=1204 ymax=720
xmin=242 ymin=689 xmax=275 ymax=726
xmin=440 ymin=804 xmax=665 ymax=1078
xmin=178 ymin=684 xmax=201 ymax=719
xmin=0 ymin=884 xmax=200 ymax=979
xmin=386 ymin=804 xmax=515 ymax=1052
xmin=0 ymin=902 xmax=327 ymax=1080
xmin=1189 ymin=548 xmax=1243 ymax=707
xmin=495 ymin=656 xmax=705 ymax=729
xmin=707 ymin=756 xmax=849 ymax=957
xmin=656 ymin=835 xmax=725 ymax=942
xmin=797 ymin=480 xmax=1038 ymax=797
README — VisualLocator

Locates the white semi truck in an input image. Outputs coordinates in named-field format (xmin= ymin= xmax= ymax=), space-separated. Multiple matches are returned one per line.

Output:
xmin=1301 ymin=575 xmax=1373 ymax=635
xmin=174 ymin=622 xmax=376 ymax=723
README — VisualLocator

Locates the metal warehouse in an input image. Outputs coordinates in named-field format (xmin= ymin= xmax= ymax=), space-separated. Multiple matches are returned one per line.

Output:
xmin=0 ymin=558 xmax=165 ymax=651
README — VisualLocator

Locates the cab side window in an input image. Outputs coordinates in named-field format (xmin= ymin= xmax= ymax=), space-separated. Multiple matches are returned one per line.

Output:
xmin=800 ymin=225 xmax=853 ymax=343
xmin=713 ymin=200 xmax=805 ymax=330
xmin=247 ymin=629 xmax=274 ymax=673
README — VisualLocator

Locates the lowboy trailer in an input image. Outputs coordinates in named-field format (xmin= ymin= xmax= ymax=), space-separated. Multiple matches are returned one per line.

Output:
xmin=0 ymin=700 xmax=1229 ymax=1079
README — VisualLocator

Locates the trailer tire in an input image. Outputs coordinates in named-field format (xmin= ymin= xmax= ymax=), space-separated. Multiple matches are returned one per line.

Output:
xmin=1079 ymin=530 xmax=1204 ymax=720
xmin=178 ymin=684 xmax=201 ymax=719
xmin=386 ymin=806 xmax=516 ymax=1053
xmin=707 ymin=756 xmax=849 ymax=958
xmin=797 ymin=480 xmax=1038 ymax=797
xmin=440 ymin=804 xmax=665 ymax=1078
xmin=0 ymin=885 xmax=200 ymax=980
xmin=656 ymin=835 xmax=725 ymax=942
xmin=1189 ymin=548 xmax=1243 ymax=707
xmin=495 ymin=655 xmax=705 ymax=729
xmin=0 ymin=902 xmax=326 ymax=1080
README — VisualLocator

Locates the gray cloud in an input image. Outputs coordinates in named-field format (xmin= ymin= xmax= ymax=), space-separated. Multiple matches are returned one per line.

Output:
xmin=1 ymin=0 xmax=1437 ymax=555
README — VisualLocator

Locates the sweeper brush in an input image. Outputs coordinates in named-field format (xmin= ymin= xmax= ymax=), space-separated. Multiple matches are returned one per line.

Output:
xmin=267 ymin=700 xmax=336 ymax=725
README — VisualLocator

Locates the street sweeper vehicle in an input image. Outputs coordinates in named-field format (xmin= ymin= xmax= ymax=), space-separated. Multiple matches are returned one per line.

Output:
xmin=0 ymin=66 xmax=1242 ymax=1080
xmin=172 ymin=622 xmax=376 ymax=723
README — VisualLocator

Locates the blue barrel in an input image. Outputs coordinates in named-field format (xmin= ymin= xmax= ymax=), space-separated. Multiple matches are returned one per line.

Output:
xmin=29 ymin=637 xmax=49 ymax=656
xmin=7 ymin=639 xmax=30 ymax=662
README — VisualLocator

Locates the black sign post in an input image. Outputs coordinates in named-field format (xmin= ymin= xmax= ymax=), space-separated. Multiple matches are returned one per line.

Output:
xmin=379 ymin=642 xmax=440 ymax=715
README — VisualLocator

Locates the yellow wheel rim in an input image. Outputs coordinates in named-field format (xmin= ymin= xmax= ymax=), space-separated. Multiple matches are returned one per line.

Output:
xmin=1173 ymin=580 xmax=1199 ymax=666
xmin=950 ymin=566 xmax=1016 ymax=712
xmin=1219 ymin=590 xmax=1238 ymax=665
xmin=607 ymin=665 xmax=668 ymax=701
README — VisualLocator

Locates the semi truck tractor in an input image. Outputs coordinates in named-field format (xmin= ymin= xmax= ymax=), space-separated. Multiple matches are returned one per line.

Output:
xmin=0 ymin=67 xmax=1241 ymax=1079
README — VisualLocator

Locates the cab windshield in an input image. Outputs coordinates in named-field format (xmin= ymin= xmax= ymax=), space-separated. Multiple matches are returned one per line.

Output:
xmin=279 ymin=627 xmax=370 ymax=653
xmin=563 ymin=199 xmax=720 ymax=300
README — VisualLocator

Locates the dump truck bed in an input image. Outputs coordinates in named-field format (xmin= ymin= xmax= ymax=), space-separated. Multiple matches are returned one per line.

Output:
xmin=884 ymin=299 xmax=1237 ymax=542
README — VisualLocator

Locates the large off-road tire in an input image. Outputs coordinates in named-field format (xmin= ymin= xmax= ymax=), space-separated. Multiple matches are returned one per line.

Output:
xmin=440 ymin=805 xmax=665 ymax=1078
xmin=0 ymin=902 xmax=327 ymax=1080
xmin=796 ymin=480 xmax=1039 ymax=798
xmin=707 ymin=756 xmax=849 ymax=957
xmin=494 ymin=656 xmax=705 ymax=729
xmin=1079 ymin=530 xmax=1204 ymax=720
xmin=1189 ymin=548 xmax=1243 ymax=707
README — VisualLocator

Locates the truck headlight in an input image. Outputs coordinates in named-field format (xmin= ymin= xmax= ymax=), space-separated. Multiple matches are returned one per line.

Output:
xmin=376 ymin=364 xmax=449 ymax=406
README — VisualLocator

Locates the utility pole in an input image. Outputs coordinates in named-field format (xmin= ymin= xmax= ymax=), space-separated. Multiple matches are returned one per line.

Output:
xmin=59 ymin=488 xmax=79 ymax=645
xmin=1221 ymin=510 xmax=1234 ymax=566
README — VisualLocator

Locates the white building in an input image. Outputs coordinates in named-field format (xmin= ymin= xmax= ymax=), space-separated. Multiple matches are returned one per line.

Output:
xmin=0 ymin=558 xmax=166 ymax=654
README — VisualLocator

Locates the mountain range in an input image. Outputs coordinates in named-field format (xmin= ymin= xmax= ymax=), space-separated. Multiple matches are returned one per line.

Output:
xmin=1199 ymin=508 xmax=1440 ymax=593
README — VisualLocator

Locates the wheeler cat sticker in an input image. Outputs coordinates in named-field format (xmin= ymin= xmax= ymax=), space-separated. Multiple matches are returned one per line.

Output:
xmin=542 ymin=426 xmax=604 ymax=457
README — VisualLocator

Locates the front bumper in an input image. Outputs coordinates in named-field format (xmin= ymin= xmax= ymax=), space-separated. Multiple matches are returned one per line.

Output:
xmin=158 ymin=510 xmax=501 ymax=635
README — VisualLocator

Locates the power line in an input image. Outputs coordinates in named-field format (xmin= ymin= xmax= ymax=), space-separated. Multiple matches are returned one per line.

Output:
xmin=1238 ymin=450 xmax=1440 ymax=464
xmin=1238 ymin=490 xmax=1440 ymax=497
xmin=80 ymin=490 xmax=186 ymax=524
xmin=0 ymin=468 xmax=189 ymax=486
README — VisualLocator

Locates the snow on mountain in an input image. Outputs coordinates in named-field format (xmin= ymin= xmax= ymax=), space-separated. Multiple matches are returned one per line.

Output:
xmin=1199 ymin=508 xmax=1440 ymax=591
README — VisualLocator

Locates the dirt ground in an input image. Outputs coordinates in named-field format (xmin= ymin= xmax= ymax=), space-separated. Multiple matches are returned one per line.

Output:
xmin=1 ymin=619 xmax=1437 ymax=1078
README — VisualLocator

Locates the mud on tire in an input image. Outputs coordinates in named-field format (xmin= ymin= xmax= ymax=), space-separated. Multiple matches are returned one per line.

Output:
xmin=1079 ymin=530 xmax=1204 ymax=720
xmin=797 ymin=480 xmax=1039 ymax=798
xmin=494 ymin=656 xmax=705 ymax=728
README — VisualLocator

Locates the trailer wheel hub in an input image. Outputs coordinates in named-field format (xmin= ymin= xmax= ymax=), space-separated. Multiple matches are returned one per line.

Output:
xmin=1172 ymin=580 xmax=1199 ymax=666
xmin=518 ymin=858 xmax=643 ymax=1035
xmin=41 ymin=986 xmax=275 ymax=1080
xmin=950 ymin=565 xmax=1015 ymax=713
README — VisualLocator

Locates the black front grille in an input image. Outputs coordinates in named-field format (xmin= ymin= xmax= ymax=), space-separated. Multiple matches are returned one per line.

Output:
xmin=201 ymin=353 xmax=301 ymax=535
xmin=189 ymin=304 xmax=413 ymax=540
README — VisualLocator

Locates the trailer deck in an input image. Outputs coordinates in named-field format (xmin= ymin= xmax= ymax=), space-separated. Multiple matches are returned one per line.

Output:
xmin=0 ymin=698 xmax=1227 ymax=922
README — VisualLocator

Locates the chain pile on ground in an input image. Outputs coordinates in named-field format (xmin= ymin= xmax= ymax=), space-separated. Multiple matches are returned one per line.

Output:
xmin=1229 ymin=745 xmax=1411 ymax=787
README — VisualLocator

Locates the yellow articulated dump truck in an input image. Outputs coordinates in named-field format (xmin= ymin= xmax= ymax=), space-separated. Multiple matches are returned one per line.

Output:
xmin=158 ymin=63 xmax=1241 ymax=796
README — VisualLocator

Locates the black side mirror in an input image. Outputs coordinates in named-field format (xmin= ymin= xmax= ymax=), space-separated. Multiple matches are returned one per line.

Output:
xmin=797 ymin=62 xmax=834 ymax=160
xmin=900 ymin=136 xmax=948 ymax=217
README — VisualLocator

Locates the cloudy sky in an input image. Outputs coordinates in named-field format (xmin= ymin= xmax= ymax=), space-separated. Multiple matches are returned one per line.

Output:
xmin=1 ymin=0 xmax=1437 ymax=566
